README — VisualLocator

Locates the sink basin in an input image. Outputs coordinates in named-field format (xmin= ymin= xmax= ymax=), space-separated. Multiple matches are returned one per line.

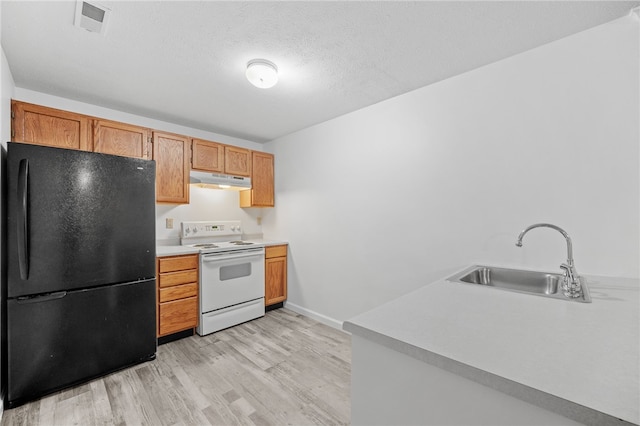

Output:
xmin=447 ymin=265 xmax=591 ymax=302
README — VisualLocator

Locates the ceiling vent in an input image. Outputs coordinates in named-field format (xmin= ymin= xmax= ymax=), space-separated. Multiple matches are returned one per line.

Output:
xmin=74 ymin=1 xmax=111 ymax=35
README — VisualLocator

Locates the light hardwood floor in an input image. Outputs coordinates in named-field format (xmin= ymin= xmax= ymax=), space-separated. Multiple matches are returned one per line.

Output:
xmin=1 ymin=308 xmax=351 ymax=426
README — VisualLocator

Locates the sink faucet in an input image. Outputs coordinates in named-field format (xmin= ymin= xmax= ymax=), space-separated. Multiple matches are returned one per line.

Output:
xmin=516 ymin=223 xmax=588 ymax=301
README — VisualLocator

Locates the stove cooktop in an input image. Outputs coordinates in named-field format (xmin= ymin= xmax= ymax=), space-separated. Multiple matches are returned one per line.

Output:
xmin=190 ymin=240 xmax=256 ymax=250
xmin=180 ymin=221 xmax=264 ymax=253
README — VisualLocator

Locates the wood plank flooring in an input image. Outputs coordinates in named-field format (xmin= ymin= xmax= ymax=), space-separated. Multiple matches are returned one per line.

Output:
xmin=1 ymin=308 xmax=351 ymax=426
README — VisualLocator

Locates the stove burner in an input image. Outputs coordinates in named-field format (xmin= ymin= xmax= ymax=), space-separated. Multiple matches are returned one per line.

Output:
xmin=193 ymin=243 xmax=219 ymax=248
xmin=229 ymin=241 xmax=254 ymax=246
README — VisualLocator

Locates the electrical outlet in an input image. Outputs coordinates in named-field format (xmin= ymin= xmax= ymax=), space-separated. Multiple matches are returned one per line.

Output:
xmin=257 ymin=217 xmax=262 ymax=225
xmin=166 ymin=218 xmax=174 ymax=229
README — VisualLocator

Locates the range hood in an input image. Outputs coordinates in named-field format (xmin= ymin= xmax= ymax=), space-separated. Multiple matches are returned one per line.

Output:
xmin=190 ymin=170 xmax=251 ymax=190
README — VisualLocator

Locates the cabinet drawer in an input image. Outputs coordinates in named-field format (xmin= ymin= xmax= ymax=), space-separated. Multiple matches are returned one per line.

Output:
xmin=158 ymin=255 xmax=198 ymax=273
xmin=159 ymin=297 xmax=198 ymax=336
xmin=159 ymin=283 xmax=198 ymax=303
xmin=158 ymin=270 xmax=198 ymax=288
xmin=265 ymin=245 xmax=287 ymax=259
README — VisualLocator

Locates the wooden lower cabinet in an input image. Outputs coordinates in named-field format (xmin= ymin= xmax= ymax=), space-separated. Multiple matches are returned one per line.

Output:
xmin=265 ymin=245 xmax=287 ymax=306
xmin=157 ymin=254 xmax=199 ymax=337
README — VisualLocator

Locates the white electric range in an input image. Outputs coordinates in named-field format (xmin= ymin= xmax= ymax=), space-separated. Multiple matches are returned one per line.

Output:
xmin=181 ymin=221 xmax=265 ymax=335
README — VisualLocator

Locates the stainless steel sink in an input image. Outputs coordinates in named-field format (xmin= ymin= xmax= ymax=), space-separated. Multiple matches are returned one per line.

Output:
xmin=447 ymin=265 xmax=591 ymax=302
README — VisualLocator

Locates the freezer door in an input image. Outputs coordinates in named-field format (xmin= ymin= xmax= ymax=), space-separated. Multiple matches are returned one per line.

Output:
xmin=6 ymin=279 xmax=156 ymax=407
xmin=7 ymin=143 xmax=156 ymax=298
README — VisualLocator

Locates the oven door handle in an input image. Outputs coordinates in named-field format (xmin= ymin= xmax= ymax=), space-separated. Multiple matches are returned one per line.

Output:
xmin=202 ymin=251 xmax=264 ymax=262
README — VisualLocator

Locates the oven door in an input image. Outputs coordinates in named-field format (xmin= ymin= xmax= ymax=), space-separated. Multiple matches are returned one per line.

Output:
xmin=200 ymin=247 xmax=265 ymax=313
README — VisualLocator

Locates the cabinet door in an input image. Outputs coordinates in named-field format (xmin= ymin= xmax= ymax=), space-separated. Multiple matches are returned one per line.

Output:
xmin=93 ymin=119 xmax=151 ymax=159
xmin=240 ymin=151 xmax=274 ymax=208
xmin=265 ymin=255 xmax=287 ymax=306
xmin=11 ymin=100 xmax=91 ymax=151
xmin=192 ymin=139 xmax=224 ymax=172
xmin=158 ymin=297 xmax=198 ymax=336
xmin=224 ymin=146 xmax=251 ymax=177
xmin=153 ymin=131 xmax=190 ymax=204
xmin=252 ymin=151 xmax=274 ymax=207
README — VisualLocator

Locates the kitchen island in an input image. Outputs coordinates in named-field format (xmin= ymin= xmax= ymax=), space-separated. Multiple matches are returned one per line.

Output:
xmin=343 ymin=268 xmax=639 ymax=426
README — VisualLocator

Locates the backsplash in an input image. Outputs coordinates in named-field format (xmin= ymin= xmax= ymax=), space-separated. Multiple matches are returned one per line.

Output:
xmin=155 ymin=186 xmax=263 ymax=242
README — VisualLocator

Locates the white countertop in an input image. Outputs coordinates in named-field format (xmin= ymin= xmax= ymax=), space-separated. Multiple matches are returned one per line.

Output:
xmin=156 ymin=239 xmax=288 ymax=257
xmin=343 ymin=268 xmax=640 ymax=425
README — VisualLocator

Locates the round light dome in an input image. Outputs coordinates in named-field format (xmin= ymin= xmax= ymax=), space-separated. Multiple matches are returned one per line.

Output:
xmin=246 ymin=59 xmax=278 ymax=89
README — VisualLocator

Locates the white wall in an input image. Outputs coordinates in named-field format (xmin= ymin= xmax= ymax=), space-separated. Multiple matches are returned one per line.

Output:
xmin=2 ymin=49 xmax=14 ymax=143
xmin=10 ymin=89 xmax=266 ymax=240
xmin=0 ymin=52 xmax=11 ymax=144
xmin=155 ymin=188 xmax=265 ymax=242
xmin=263 ymin=15 xmax=640 ymax=325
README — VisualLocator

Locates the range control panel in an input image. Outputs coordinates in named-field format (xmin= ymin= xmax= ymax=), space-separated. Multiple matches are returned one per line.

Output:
xmin=181 ymin=221 xmax=242 ymax=240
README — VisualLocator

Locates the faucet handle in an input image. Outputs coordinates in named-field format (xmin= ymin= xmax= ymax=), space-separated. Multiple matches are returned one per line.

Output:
xmin=560 ymin=264 xmax=582 ymax=298
xmin=559 ymin=263 xmax=574 ymax=279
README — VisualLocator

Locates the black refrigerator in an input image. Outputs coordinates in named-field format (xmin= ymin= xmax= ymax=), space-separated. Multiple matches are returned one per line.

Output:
xmin=4 ymin=142 xmax=157 ymax=408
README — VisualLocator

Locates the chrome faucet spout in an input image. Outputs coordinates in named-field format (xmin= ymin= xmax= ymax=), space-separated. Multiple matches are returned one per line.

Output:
xmin=515 ymin=223 xmax=589 ymax=302
xmin=516 ymin=223 xmax=573 ymax=267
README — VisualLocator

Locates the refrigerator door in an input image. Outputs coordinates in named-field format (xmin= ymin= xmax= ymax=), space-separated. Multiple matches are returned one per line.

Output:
xmin=6 ymin=279 xmax=156 ymax=407
xmin=7 ymin=143 xmax=156 ymax=298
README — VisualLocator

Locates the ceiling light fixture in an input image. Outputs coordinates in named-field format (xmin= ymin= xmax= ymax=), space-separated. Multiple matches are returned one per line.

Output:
xmin=246 ymin=59 xmax=278 ymax=89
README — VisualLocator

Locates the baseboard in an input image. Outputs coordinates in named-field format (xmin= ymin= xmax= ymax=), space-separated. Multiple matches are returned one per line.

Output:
xmin=265 ymin=301 xmax=284 ymax=312
xmin=283 ymin=301 xmax=344 ymax=331
xmin=157 ymin=328 xmax=194 ymax=345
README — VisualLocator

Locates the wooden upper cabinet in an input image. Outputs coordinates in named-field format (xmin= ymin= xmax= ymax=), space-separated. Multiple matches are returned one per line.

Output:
xmin=9 ymin=101 xmax=277 ymax=207
xmin=193 ymin=142 xmax=255 ymax=178
xmin=192 ymin=139 xmax=224 ymax=172
xmin=93 ymin=119 xmax=151 ymax=159
xmin=240 ymin=151 xmax=274 ymax=208
xmin=153 ymin=131 xmax=190 ymax=204
xmin=224 ymin=146 xmax=251 ymax=177
xmin=11 ymin=100 xmax=91 ymax=151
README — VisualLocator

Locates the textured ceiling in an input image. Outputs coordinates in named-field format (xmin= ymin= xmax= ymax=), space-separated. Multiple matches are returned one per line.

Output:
xmin=2 ymin=1 xmax=638 ymax=142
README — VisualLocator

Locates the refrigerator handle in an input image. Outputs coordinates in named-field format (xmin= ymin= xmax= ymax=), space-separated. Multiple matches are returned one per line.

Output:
xmin=16 ymin=291 xmax=67 ymax=304
xmin=17 ymin=159 xmax=30 ymax=280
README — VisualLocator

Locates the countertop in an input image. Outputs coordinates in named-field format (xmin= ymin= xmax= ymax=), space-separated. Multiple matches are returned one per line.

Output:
xmin=343 ymin=267 xmax=639 ymax=426
xmin=156 ymin=239 xmax=288 ymax=257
